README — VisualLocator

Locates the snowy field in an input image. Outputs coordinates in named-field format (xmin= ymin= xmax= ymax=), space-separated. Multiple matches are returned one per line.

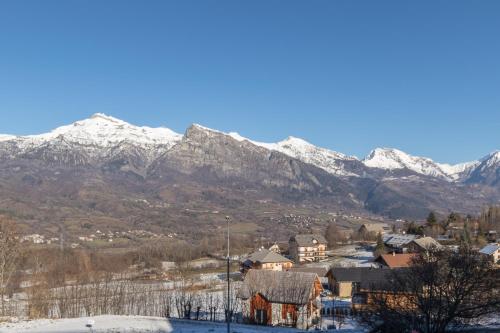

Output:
xmin=0 ymin=315 xmax=364 ymax=333
xmin=303 ymin=245 xmax=376 ymax=269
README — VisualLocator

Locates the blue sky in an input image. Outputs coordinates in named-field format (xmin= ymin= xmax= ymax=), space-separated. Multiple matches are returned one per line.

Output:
xmin=0 ymin=1 xmax=499 ymax=163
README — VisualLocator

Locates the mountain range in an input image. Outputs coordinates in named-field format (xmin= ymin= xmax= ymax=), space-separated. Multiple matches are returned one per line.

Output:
xmin=0 ymin=114 xmax=498 ymax=238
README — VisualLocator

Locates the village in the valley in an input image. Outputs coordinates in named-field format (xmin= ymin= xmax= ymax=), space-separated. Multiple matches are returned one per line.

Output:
xmin=2 ymin=210 xmax=499 ymax=332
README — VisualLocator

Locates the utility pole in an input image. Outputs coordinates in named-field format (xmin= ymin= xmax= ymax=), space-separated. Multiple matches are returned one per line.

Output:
xmin=225 ymin=215 xmax=231 ymax=333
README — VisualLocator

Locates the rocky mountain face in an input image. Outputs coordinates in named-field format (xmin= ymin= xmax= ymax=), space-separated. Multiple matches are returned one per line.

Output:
xmin=0 ymin=114 xmax=498 ymax=237
xmin=466 ymin=151 xmax=500 ymax=186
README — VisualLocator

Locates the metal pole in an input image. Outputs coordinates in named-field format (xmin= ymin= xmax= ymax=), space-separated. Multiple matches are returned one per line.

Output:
xmin=332 ymin=295 xmax=335 ymax=329
xmin=226 ymin=216 xmax=230 ymax=333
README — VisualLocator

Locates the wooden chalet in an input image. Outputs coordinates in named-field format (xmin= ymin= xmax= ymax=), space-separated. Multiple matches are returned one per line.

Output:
xmin=237 ymin=270 xmax=323 ymax=329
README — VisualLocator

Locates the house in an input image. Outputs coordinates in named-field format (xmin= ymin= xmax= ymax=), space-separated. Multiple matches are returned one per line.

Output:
xmin=326 ymin=267 xmax=414 ymax=311
xmin=374 ymin=253 xmax=417 ymax=269
xmin=288 ymin=234 xmax=328 ymax=263
xmin=358 ymin=223 xmax=391 ymax=237
xmin=352 ymin=281 xmax=416 ymax=312
xmin=237 ymin=270 xmax=323 ymax=329
xmin=326 ymin=267 xmax=392 ymax=298
xmin=383 ymin=234 xmax=418 ymax=252
xmin=407 ymin=237 xmax=443 ymax=253
xmin=486 ymin=230 xmax=498 ymax=243
xmin=479 ymin=243 xmax=500 ymax=265
xmin=241 ymin=249 xmax=293 ymax=273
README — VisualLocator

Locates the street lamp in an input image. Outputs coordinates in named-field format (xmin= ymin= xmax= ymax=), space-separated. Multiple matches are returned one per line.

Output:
xmin=225 ymin=215 xmax=231 ymax=333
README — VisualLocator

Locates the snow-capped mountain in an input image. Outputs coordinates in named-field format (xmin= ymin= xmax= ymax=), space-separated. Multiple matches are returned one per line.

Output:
xmin=362 ymin=147 xmax=480 ymax=181
xmin=10 ymin=113 xmax=182 ymax=148
xmin=0 ymin=114 xmax=498 ymax=224
xmin=183 ymin=125 xmax=360 ymax=176
xmin=268 ymin=137 xmax=360 ymax=176
xmin=466 ymin=151 xmax=500 ymax=185
xmin=222 ymin=132 xmax=360 ymax=177
xmin=0 ymin=113 xmax=183 ymax=163
xmin=0 ymin=114 xmax=497 ymax=184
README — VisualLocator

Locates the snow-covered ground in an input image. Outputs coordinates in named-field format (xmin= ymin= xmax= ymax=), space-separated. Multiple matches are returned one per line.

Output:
xmin=303 ymin=245 xmax=375 ymax=269
xmin=0 ymin=315 xmax=363 ymax=333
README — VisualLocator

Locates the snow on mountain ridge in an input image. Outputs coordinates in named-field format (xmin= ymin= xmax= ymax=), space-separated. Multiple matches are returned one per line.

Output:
xmin=362 ymin=147 xmax=480 ymax=181
xmin=3 ymin=113 xmax=183 ymax=148
xmin=191 ymin=125 xmax=359 ymax=176
xmin=0 ymin=134 xmax=15 ymax=142
xmin=269 ymin=136 xmax=359 ymax=176
xmin=0 ymin=115 xmax=495 ymax=181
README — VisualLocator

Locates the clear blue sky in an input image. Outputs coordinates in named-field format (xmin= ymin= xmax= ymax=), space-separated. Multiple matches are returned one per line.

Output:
xmin=0 ymin=1 xmax=499 ymax=163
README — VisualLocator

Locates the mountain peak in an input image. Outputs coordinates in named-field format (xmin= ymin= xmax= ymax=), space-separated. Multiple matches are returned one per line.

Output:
xmin=88 ymin=113 xmax=126 ymax=123
xmin=364 ymin=147 xmax=411 ymax=168
xmin=480 ymin=150 xmax=500 ymax=168
xmin=279 ymin=136 xmax=313 ymax=147
xmin=4 ymin=114 xmax=180 ymax=149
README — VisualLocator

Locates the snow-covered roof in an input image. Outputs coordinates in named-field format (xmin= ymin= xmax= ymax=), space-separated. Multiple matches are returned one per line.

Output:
xmin=410 ymin=237 xmax=443 ymax=250
xmin=383 ymin=234 xmax=418 ymax=247
xmin=479 ymin=243 xmax=500 ymax=255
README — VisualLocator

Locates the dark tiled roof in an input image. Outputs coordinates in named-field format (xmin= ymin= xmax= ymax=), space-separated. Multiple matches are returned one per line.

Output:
xmin=290 ymin=234 xmax=327 ymax=247
xmin=237 ymin=270 xmax=319 ymax=305
xmin=328 ymin=267 xmax=396 ymax=290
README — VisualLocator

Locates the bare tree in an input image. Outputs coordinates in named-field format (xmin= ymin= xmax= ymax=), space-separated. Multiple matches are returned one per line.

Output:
xmin=360 ymin=247 xmax=500 ymax=333
xmin=0 ymin=216 xmax=21 ymax=316
xmin=325 ymin=223 xmax=348 ymax=248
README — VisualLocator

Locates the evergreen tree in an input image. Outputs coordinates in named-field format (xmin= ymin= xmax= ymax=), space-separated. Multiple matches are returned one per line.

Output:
xmin=461 ymin=222 xmax=472 ymax=248
xmin=426 ymin=211 xmax=437 ymax=226
xmin=374 ymin=232 xmax=386 ymax=257
xmin=406 ymin=221 xmax=424 ymax=236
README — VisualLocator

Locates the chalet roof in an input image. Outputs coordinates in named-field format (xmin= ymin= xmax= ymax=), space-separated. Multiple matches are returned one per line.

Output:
xmin=359 ymin=223 xmax=391 ymax=233
xmin=237 ymin=270 xmax=320 ymax=305
xmin=410 ymin=237 xmax=443 ymax=250
xmin=479 ymin=243 xmax=500 ymax=255
xmin=375 ymin=253 xmax=417 ymax=268
xmin=290 ymin=234 xmax=327 ymax=247
xmin=288 ymin=266 xmax=329 ymax=277
xmin=328 ymin=267 xmax=395 ymax=290
xmin=244 ymin=249 xmax=291 ymax=264
xmin=383 ymin=234 xmax=418 ymax=248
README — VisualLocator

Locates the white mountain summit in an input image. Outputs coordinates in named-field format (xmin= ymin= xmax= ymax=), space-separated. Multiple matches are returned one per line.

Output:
xmin=1 ymin=113 xmax=182 ymax=151
xmin=32 ymin=113 xmax=183 ymax=148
